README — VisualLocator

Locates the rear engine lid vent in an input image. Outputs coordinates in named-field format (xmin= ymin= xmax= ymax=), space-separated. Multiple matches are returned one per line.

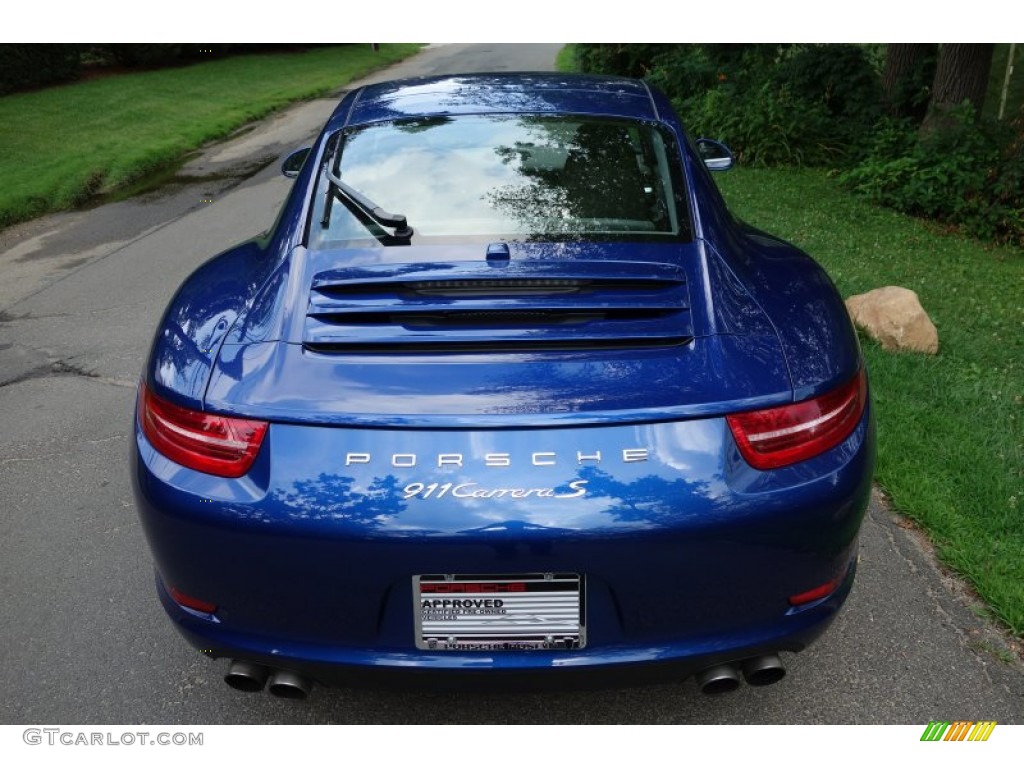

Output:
xmin=303 ymin=261 xmax=692 ymax=354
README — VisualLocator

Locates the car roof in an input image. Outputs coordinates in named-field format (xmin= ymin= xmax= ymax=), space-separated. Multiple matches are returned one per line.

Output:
xmin=327 ymin=72 xmax=659 ymax=130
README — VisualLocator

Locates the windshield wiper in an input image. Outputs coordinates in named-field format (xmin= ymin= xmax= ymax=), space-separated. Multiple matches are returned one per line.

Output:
xmin=321 ymin=168 xmax=413 ymax=240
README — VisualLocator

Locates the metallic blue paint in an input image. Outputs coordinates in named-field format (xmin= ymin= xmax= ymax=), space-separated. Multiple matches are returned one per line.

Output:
xmin=133 ymin=407 xmax=873 ymax=675
xmin=335 ymin=74 xmax=660 ymax=130
xmin=131 ymin=73 xmax=875 ymax=689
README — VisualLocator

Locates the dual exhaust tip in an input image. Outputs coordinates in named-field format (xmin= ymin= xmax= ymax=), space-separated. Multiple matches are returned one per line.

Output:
xmin=224 ymin=660 xmax=312 ymax=700
xmin=694 ymin=654 xmax=786 ymax=694
xmin=225 ymin=654 xmax=784 ymax=698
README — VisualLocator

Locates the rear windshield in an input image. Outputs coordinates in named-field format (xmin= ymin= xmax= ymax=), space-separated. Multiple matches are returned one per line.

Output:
xmin=309 ymin=114 xmax=691 ymax=247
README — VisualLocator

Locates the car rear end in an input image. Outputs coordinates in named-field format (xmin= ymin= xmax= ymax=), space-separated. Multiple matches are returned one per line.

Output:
xmin=131 ymin=74 xmax=874 ymax=695
xmin=134 ymin=396 xmax=871 ymax=693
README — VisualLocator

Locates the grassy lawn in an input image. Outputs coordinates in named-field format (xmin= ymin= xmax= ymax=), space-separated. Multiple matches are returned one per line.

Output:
xmin=0 ymin=44 xmax=422 ymax=228
xmin=716 ymin=168 xmax=1024 ymax=636
xmin=555 ymin=45 xmax=580 ymax=74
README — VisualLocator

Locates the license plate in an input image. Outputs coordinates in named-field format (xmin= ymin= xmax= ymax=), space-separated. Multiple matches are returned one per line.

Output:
xmin=413 ymin=573 xmax=585 ymax=651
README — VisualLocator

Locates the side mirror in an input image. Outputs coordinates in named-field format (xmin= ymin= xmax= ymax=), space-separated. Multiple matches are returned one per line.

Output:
xmin=281 ymin=147 xmax=312 ymax=178
xmin=695 ymin=138 xmax=734 ymax=172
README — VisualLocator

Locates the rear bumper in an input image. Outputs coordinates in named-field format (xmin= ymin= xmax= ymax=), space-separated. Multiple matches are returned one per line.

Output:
xmin=158 ymin=557 xmax=856 ymax=690
xmin=132 ymin=406 xmax=874 ymax=687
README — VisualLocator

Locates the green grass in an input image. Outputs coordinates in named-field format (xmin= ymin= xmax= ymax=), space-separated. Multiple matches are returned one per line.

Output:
xmin=0 ymin=44 xmax=422 ymax=228
xmin=716 ymin=167 xmax=1024 ymax=636
xmin=555 ymin=44 xmax=582 ymax=74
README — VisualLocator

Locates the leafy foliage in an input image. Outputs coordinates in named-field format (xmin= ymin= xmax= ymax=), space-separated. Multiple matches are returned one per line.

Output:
xmin=104 ymin=44 xmax=190 ymax=67
xmin=0 ymin=45 xmax=81 ymax=95
xmin=775 ymin=44 xmax=882 ymax=123
xmin=97 ymin=44 xmax=317 ymax=67
xmin=572 ymin=44 xmax=672 ymax=78
xmin=841 ymin=104 xmax=1024 ymax=246
xmin=685 ymin=78 xmax=848 ymax=167
xmin=576 ymin=44 xmax=882 ymax=167
xmin=567 ymin=42 xmax=1024 ymax=247
xmin=0 ymin=44 xmax=343 ymax=95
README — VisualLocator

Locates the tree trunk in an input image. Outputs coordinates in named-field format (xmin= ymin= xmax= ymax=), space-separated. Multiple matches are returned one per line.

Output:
xmin=920 ymin=43 xmax=995 ymax=133
xmin=881 ymin=43 xmax=934 ymax=119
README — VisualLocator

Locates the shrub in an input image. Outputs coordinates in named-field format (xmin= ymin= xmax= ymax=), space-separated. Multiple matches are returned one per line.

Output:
xmin=774 ymin=44 xmax=882 ymax=123
xmin=573 ymin=44 xmax=673 ymax=78
xmin=841 ymin=104 xmax=1024 ymax=246
xmin=683 ymin=81 xmax=846 ymax=167
xmin=104 ymin=44 xmax=189 ymax=67
xmin=652 ymin=44 xmax=879 ymax=166
xmin=577 ymin=44 xmax=883 ymax=166
xmin=570 ymin=43 xmax=1021 ymax=246
xmin=0 ymin=45 xmax=81 ymax=95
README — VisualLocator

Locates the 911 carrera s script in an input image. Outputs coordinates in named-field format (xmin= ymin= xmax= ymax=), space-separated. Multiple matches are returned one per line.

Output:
xmin=402 ymin=480 xmax=588 ymax=500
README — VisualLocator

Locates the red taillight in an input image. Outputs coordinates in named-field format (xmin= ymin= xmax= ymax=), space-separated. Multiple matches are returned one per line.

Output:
xmin=788 ymin=575 xmax=844 ymax=606
xmin=726 ymin=369 xmax=867 ymax=470
xmin=167 ymin=585 xmax=218 ymax=614
xmin=138 ymin=382 xmax=268 ymax=478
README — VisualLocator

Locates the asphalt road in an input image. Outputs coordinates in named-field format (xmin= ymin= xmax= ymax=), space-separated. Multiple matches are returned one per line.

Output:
xmin=0 ymin=44 xmax=1021 ymax=725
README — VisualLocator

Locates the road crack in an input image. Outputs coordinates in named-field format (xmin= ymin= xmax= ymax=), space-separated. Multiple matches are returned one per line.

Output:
xmin=0 ymin=357 xmax=133 ymax=390
xmin=0 ymin=360 xmax=95 ymax=388
xmin=0 ymin=434 xmax=128 ymax=465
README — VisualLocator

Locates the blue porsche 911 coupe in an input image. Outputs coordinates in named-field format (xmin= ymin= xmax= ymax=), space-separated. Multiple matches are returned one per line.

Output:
xmin=131 ymin=73 xmax=874 ymax=699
